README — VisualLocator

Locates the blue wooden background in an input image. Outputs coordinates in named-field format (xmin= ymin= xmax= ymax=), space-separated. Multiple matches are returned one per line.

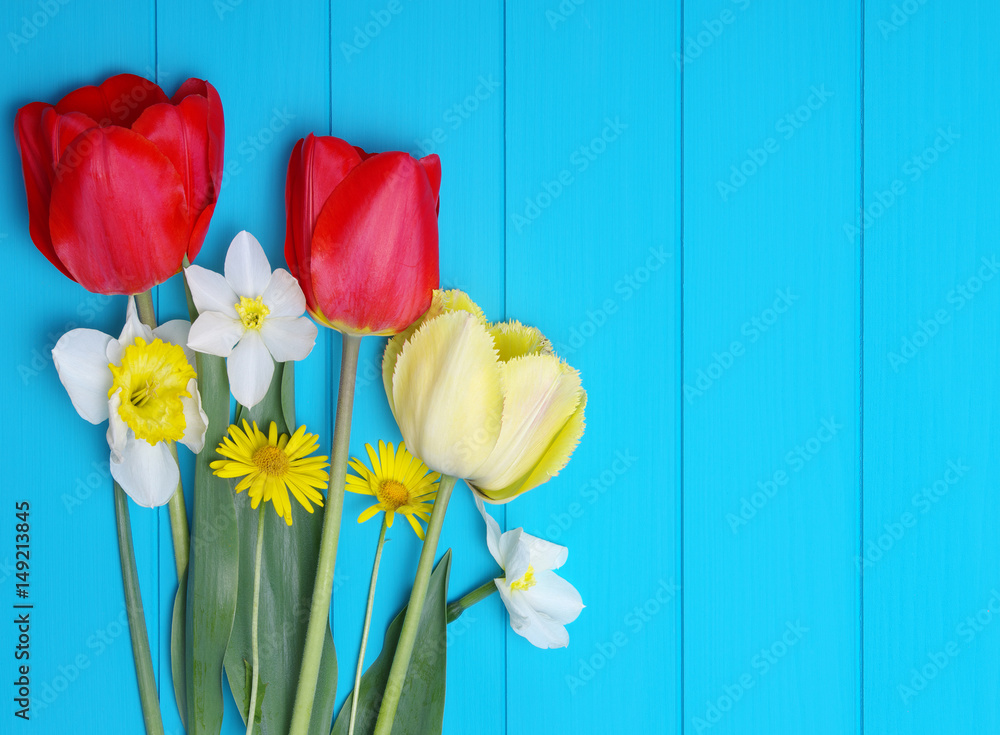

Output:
xmin=1 ymin=1 xmax=997 ymax=733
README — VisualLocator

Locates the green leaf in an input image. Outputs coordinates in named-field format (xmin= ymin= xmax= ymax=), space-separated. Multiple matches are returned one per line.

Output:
xmin=170 ymin=570 xmax=187 ymax=730
xmin=281 ymin=359 xmax=297 ymax=431
xmin=332 ymin=550 xmax=452 ymax=735
xmin=186 ymin=352 xmax=240 ymax=734
xmin=224 ymin=361 xmax=338 ymax=735
xmin=242 ymin=659 xmax=268 ymax=725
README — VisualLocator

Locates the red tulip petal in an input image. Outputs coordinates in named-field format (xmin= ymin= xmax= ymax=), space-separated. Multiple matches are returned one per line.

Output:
xmin=170 ymin=78 xmax=207 ymax=103
xmin=311 ymin=151 xmax=439 ymax=334
xmin=284 ymin=135 xmax=362 ymax=310
xmin=284 ymin=138 xmax=308 ymax=292
xmin=42 ymin=108 xmax=99 ymax=173
xmin=55 ymin=74 xmax=168 ymax=129
xmin=172 ymin=79 xmax=225 ymax=194
xmin=419 ymin=154 xmax=441 ymax=204
xmin=302 ymin=135 xmax=362 ymax=227
xmin=353 ymin=145 xmax=375 ymax=160
xmin=48 ymin=127 xmax=189 ymax=295
xmin=14 ymin=102 xmax=74 ymax=279
xmin=188 ymin=201 xmax=216 ymax=263
xmin=132 ymin=95 xmax=212 ymax=230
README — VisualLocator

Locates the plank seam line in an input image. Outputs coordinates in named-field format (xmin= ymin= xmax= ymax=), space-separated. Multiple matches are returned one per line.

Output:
xmin=502 ymin=2 xmax=509 ymax=733
xmin=677 ymin=1 xmax=685 ymax=733
xmin=328 ymin=0 xmax=333 ymax=138
xmin=858 ymin=0 xmax=865 ymax=732
xmin=153 ymin=0 xmax=162 ymax=704
xmin=327 ymin=0 xmax=334 ymax=639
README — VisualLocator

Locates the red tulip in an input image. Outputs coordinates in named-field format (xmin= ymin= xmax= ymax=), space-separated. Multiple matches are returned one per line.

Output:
xmin=14 ymin=74 xmax=224 ymax=295
xmin=284 ymin=134 xmax=440 ymax=336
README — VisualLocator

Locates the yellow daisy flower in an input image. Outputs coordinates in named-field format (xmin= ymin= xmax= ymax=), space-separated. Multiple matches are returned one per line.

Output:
xmin=211 ymin=420 xmax=329 ymax=525
xmin=346 ymin=441 xmax=440 ymax=539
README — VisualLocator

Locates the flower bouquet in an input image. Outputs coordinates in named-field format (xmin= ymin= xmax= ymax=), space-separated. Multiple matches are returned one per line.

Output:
xmin=15 ymin=73 xmax=586 ymax=735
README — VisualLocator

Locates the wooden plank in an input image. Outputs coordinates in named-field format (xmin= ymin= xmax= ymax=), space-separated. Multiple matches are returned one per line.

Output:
xmin=505 ymin=2 xmax=679 ymax=732
xmin=326 ymin=2 xmax=507 ymax=733
xmin=0 ymin=2 xmax=158 ymax=731
xmin=156 ymin=1 xmax=330 ymax=730
xmin=682 ymin=2 xmax=860 ymax=732
xmin=862 ymin=2 xmax=1000 ymax=731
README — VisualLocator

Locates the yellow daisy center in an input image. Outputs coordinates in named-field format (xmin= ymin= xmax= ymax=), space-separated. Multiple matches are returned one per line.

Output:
xmin=252 ymin=445 xmax=290 ymax=476
xmin=376 ymin=479 xmax=410 ymax=510
xmin=510 ymin=565 xmax=537 ymax=592
xmin=235 ymin=295 xmax=270 ymax=330
xmin=108 ymin=337 xmax=195 ymax=444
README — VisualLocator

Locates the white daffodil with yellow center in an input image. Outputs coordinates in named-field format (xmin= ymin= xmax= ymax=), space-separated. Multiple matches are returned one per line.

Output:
xmin=383 ymin=289 xmax=587 ymax=503
xmin=185 ymin=230 xmax=318 ymax=408
xmin=476 ymin=496 xmax=583 ymax=648
xmin=52 ymin=297 xmax=208 ymax=507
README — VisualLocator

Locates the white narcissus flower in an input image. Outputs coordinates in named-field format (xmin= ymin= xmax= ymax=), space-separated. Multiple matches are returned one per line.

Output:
xmin=185 ymin=230 xmax=318 ymax=407
xmin=476 ymin=496 xmax=584 ymax=649
xmin=52 ymin=297 xmax=209 ymax=507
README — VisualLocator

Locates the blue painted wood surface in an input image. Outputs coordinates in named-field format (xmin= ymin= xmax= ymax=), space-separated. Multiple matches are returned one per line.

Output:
xmin=1 ymin=1 xmax=996 ymax=733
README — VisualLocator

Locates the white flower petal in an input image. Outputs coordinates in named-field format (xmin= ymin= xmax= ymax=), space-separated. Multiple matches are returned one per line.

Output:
xmin=496 ymin=582 xmax=531 ymax=629
xmin=224 ymin=231 xmax=271 ymax=297
xmin=110 ymin=437 xmax=179 ymax=508
xmin=109 ymin=297 xmax=154 ymax=364
xmin=184 ymin=265 xmax=239 ymax=317
xmin=475 ymin=494 xmax=503 ymax=566
xmin=228 ymin=329 xmax=274 ymax=408
xmin=179 ymin=379 xmax=208 ymax=453
xmin=514 ymin=601 xmax=572 ymax=649
xmin=522 ymin=570 xmax=584 ymax=625
xmin=262 ymin=268 xmax=307 ymax=317
xmin=154 ymin=319 xmax=197 ymax=367
xmin=52 ymin=328 xmax=113 ymax=424
xmin=188 ymin=312 xmax=244 ymax=357
xmin=522 ymin=532 xmax=569 ymax=571
xmin=107 ymin=393 xmax=128 ymax=461
xmin=500 ymin=585 xmax=572 ymax=649
xmin=259 ymin=316 xmax=317 ymax=362
xmin=499 ymin=529 xmax=530 ymax=581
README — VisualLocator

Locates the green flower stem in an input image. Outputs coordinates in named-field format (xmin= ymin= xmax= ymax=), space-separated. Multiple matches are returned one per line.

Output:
xmin=373 ymin=474 xmax=457 ymax=735
xmin=246 ymin=510 xmax=266 ymax=735
xmin=446 ymin=578 xmax=499 ymax=623
xmin=134 ymin=288 xmax=190 ymax=579
xmin=114 ymin=482 xmax=165 ymax=735
xmin=288 ymin=333 xmax=362 ymax=735
xmin=167 ymin=442 xmax=190 ymax=575
xmin=133 ymin=289 xmax=157 ymax=328
xmin=180 ymin=256 xmax=198 ymax=320
xmin=349 ymin=517 xmax=389 ymax=735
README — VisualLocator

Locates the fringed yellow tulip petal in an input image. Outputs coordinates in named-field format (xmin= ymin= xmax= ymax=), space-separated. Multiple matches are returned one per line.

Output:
xmin=468 ymin=354 xmax=584 ymax=494
xmin=438 ymin=289 xmax=487 ymax=323
xmin=474 ymin=392 xmax=587 ymax=504
xmin=391 ymin=310 xmax=504 ymax=478
xmin=489 ymin=320 xmax=553 ymax=362
xmin=383 ymin=289 xmax=487 ymax=413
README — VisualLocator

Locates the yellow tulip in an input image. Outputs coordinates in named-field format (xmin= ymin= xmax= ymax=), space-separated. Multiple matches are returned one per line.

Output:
xmin=383 ymin=290 xmax=586 ymax=503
